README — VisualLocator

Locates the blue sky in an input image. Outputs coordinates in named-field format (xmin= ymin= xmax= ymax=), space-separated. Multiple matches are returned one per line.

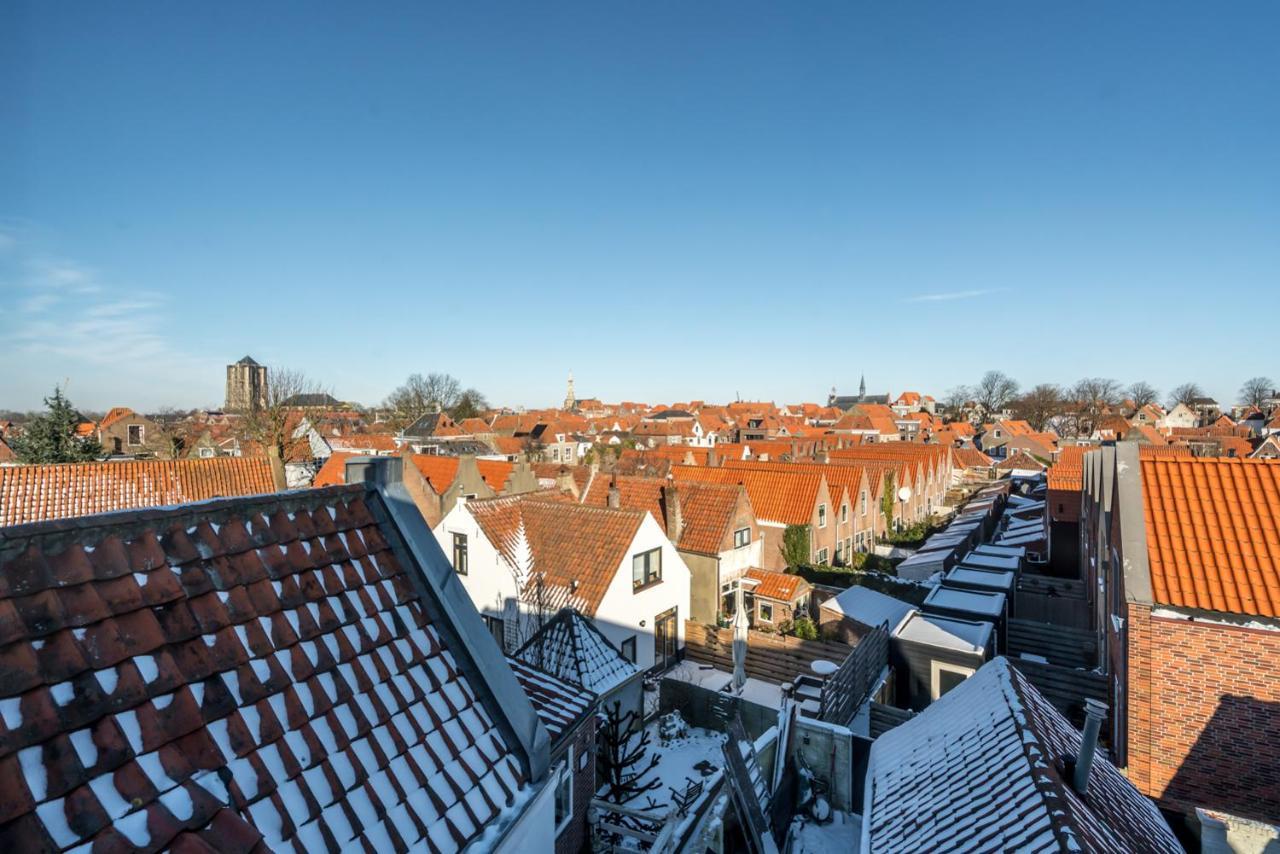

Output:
xmin=2 ymin=2 xmax=1277 ymax=411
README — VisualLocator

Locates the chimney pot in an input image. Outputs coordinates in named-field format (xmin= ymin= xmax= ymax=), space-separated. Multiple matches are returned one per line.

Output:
xmin=1072 ymin=697 xmax=1109 ymax=795
xmin=607 ymin=474 xmax=621 ymax=509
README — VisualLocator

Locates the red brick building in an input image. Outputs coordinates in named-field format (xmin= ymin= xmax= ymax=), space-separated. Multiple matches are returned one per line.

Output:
xmin=1081 ymin=445 xmax=1280 ymax=823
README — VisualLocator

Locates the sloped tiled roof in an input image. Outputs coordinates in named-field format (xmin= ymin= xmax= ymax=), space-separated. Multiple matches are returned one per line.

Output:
xmin=409 ymin=455 xmax=513 ymax=495
xmin=578 ymin=475 xmax=749 ymax=555
xmin=997 ymin=452 xmax=1046 ymax=471
xmin=1140 ymin=457 xmax=1280 ymax=617
xmin=868 ymin=657 xmax=1180 ymax=852
xmin=953 ymin=447 xmax=994 ymax=469
xmin=671 ymin=465 xmax=823 ymax=526
xmin=96 ymin=407 xmax=139 ymax=432
xmin=465 ymin=495 xmax=645 ymax=616
xmin=505 ymin=658 xmax=594 ymax=745
xmin=0 ymin=486 xmax=534 ymax=852
xmin=0 ymin=459 xmax=277 ymax=528
xmin=744 ymin=568 xmax=809 ymax=603
xmin=514 ymin=610 xmax=639 ymax=696
xmin=311 ymin=452 xmax=356 ymax=488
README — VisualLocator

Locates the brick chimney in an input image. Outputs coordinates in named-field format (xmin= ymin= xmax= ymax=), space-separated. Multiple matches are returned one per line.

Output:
xmin=556 ymin=465 xmax=579 ymax=499
xmin=607 ymin=473 xmax=621 ymax=509
xmin=663 ymin=477 xmax=683 ymax=543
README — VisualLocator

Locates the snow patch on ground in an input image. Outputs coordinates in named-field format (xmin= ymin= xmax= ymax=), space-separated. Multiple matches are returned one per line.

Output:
xmin=790 ymin=810 xmax=863 ymax=853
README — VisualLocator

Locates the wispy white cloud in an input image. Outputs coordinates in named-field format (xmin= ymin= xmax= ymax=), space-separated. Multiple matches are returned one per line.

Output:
xmin=904 ymin=288 xmax=999 ymax=303
xmin=0 ymin=231 xmax=200 ymax=371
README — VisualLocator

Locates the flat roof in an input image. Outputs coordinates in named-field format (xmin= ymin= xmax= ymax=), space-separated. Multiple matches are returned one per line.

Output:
xmin=895 ymin=612 xmax=992 ymax=653
xmin=925 ymin=586 xmax=1006 ymax=617
xmin=820 ymin=586 xmax=918 ymax=633
xmin=973 ymin=544 xmax=1025 ymax=559
xmin=958 ymin=551 xmax=1021 ymax=571
xmin=946 ymin=566 xmax=1015 ymax=591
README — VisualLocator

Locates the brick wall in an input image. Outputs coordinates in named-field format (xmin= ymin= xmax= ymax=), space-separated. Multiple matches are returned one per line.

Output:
xmin=1126 ymin=603 xmax=1280 ymax=821
xmin=556 ymin=716 xmax=598 ymax=854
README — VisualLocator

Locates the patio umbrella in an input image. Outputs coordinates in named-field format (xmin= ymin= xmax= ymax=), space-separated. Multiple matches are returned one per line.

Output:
xmin=732 ymin=583 xmax=749 ymax=692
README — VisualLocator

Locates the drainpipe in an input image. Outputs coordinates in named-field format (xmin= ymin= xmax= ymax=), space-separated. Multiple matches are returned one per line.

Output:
xmin=1073 ymin=698 xmax=1109 ymax=794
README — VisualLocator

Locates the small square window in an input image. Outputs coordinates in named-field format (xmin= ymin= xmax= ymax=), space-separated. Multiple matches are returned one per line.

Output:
xmin=758 ymin=602 xmax=774 ymax=623
xmin=620 ymin=637 xmax=637 ymax=662
xmin=127 ymin=425 xmax=144 ymax=446
xmin=632 ymin=548 xmax=662 ymax=590
xmin=733 ymin=528 xmax=750 ymax=549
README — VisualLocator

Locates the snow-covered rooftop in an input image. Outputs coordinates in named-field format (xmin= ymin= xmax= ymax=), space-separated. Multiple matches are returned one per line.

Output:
xmin=866 ymin=657 xmax=1182 ymax=852
xmin=958 ymin=551 xmax=1021 ymax=571
xmin=894 ymin=612 xmax=992 ymax=654
xmin=945 ymin=566 xmax=1015 ymax=592
xmin=924 ymin=586 xmax=1006 ymax=618
xmin=514 ymin=609 xmax=639 ymax=696
xmin=819 ymin=587 xmax=917 ymax=634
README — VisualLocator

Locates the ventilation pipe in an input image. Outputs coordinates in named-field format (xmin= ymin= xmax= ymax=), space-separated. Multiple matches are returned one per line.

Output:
xmin=1072 ymin=698 xmax=1109 ymax=794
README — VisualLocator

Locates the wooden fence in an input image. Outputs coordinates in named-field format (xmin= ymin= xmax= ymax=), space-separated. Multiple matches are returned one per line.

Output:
xmin=1009 ymin=657 xmax=1109 ymax=730
xmin=684 ymin=621 xmax=855 ymax=686
xmin=1007 ymin=618 xmax=1098 ymax=669
xmin=1014 ymin=573 xmax=1090 ymax=628
xmin=819 ymin=624 xmax=890 ymax=726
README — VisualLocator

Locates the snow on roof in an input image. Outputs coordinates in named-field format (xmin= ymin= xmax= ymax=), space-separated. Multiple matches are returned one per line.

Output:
xmin=819 ymin=586 xmax=917 ymax=634
xmin=946 ymin=567 xmax=1015 ymax=592
xmin=867 ymin=658 xmax=1182 ymax=852
xmin=973 ymin=543 xmax=1026 ymax=559
xmin=894 ymin=612 xmax=992 ymax=654
xmin=925 ymin=586 xmax=1006 ymax=618
xmin=897 ymin=547 xmax=954 ymax=571
xmin=996 ymin=529 xmax=1046 ymax=546
xmin=506 ymin=657 xmax=595 ymax=744
xmin=514 ymin=609 xmax=639 ymax=696
xmin=958 ymin=551 xmax=1021 ymax=571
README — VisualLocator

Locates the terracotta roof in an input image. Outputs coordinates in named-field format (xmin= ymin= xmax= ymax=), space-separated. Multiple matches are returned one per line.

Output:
xmin=0 ymin=486 xmax=534 ymax=852
xmin=671 ymin=465 xmax=824 ymax=526
xmin=953 ymin=447 xmax=994 ymax=469
xmin=311 ymin=452 xmax=356 ymax=488
xmin=996 ymin=452 xmax=1046 ymax=471
xmin=491 ymin=437 xmax=526 ymax=456
xmin=579 ymin=475 xmax=749 ymax=555
xmin=868 ymin=658 xmax=1181 ymax=852
xmin=1140 ymin=457 xmax=1280 ymax=617
xmin=530 ymin=463 xmax=591 ymax=495
xmin=409 ymin=455 xmax=513 ymax=495
xmin=744 ymin=568 xmax=809 ymax=603
xmin=96 ymin=408 xmax=138 ymax=432
xmin=326 ymin=434 xmax=398 ymax=454
xmin=505 ymin=658 xmax=593 ymax=745
xmin=0 ymin=459 xmax=278 ymax=528
xmin=465 ymin=495 xmax=645 ymax=616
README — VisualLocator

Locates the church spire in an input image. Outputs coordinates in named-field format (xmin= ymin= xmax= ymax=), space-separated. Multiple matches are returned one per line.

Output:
xmin=564 ymin=370 xmax=576 ymax=411
xmin=859 ymin=373 xmax=866 ymax=398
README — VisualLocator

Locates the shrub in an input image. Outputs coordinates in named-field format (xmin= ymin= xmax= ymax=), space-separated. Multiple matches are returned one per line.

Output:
xmin=791 ymin=617 xmax=818 ymax=641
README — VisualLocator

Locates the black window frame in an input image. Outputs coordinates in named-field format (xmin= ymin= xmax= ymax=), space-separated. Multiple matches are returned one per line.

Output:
xmin=733 ymin=527 xmax=750 ymax=549
xmin=620 ymin=636 xmax=637 ymax=663
xmin=452 ymin=532 xmax=469 ymax=575
xmin=632 ymin=547 xmax=662 ymax=590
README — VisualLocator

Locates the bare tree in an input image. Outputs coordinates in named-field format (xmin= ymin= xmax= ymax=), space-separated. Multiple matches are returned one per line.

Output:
xmin=1069 ymin=377 xmax=1122 ymax=438
xmin=150 ymin=407 xmax=190 ymax=460
xmin=940 ymin=385 xmax=971 ymax=418
xmin=1168 ymin=382 xmax=1205 ymax=409
xmin=1126 ymin=381 xmax=1159 ymax=409
xmin=1010 ymin=384 xmax=1063 ymax=432
xmin=1239 ymin=376 xmax=1275 ymax=409
xmin=384 ymin=372 xmax=463 ymax=425
xmin=973 ymin=371 xmax=1020 ymax=419
xmin=237 ymin=368 xmax=327 ymax=471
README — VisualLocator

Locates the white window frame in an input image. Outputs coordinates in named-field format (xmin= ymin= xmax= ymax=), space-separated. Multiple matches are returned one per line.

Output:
xmin=930 ymin=660 xmax=975 ymax=700
xmin=127 ymin=424 xmax=144 ymax=446
xmin=554 ymin=747 xmax=574 ymax=835
xmin=758 ymin=601 xmax=774 ymax=623
xmin=817 ymin=547 xmax=828 ymax=565
xmin=840 ymin=503 xmax=848 ymax=523
xmin=818 ymin=504 xmax=827 ymax=528
xmin=860 ymin=491 xmax=867 ymax=516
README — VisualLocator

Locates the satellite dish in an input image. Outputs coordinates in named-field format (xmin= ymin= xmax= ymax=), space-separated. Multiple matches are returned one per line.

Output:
xmin=897 ymin=486 xmax=913 ymax=502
